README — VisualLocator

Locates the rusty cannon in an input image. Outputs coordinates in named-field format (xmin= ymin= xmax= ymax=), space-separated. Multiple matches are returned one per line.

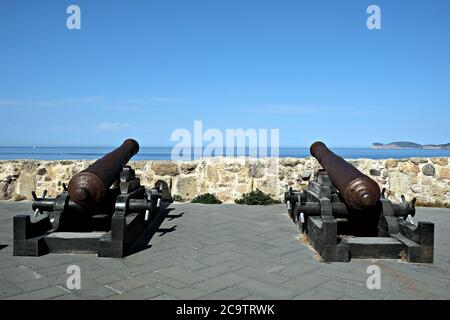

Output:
xmin=285 ymin=141 xmax=434 ymax=263
xmin=13 ymin=139 xmax=172 ymax=258
xmin=68 ymin=138 xmax=140 ymax=208
xmin=310 ymin=141 xmax=381 ymax=210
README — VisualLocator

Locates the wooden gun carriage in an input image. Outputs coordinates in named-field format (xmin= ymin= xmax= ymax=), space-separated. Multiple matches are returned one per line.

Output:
xmin=285 ymin=142 xmax=434 ymax=263
xmin=13 ymin=139 xmax=172 ymax=258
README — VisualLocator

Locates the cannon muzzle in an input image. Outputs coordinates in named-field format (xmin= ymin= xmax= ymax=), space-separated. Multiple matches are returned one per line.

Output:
xmin=68 ymin=139 xmax=139 ymax=207
xmin=310 ymin=141 xmax=380 ymax=210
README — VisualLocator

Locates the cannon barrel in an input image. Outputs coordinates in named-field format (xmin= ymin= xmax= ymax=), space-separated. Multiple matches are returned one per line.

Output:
xmin=68 ymin=139 xmax=139 ymax=207
xmin=310 ymin=141 xmax=380 ymax=210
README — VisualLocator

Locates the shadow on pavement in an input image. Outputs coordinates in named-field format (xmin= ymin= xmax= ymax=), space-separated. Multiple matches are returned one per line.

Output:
xmin=157 ymin=225 xmax=177 ymax=237
xmin=167 ymin=211 xmax=184 ymax=221
xmin=127 ymin=203 xmax=179 ymax=256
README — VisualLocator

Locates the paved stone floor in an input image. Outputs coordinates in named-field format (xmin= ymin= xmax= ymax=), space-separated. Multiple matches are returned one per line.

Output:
xmin=0 ymin=201 xmax=449 ymax=300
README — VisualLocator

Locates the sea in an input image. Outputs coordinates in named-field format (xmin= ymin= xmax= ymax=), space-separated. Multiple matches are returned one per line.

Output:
xmin=1 ymin=146 xmax=450 ymax=161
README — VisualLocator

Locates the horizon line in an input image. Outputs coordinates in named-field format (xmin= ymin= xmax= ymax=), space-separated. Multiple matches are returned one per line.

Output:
xmin=0 ymin=145 xmax=385 ymax=149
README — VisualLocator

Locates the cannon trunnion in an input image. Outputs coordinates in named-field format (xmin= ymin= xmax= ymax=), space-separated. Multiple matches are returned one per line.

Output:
xmin=13 ymin=139 xmax=172 ymax=258
xmin=285 ymin=142 xmax=434 ymax=263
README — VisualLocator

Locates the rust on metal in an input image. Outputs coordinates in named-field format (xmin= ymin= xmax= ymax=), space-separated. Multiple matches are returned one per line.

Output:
xmin=68 ymin=139 xmax=139 ymax=207
xmin=310 ymin=141 xmax=380 ymax=210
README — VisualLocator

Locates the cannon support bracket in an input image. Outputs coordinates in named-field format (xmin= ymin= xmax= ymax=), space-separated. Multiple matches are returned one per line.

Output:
xmin=13 ymin=166 xmax=170 ymax=258
xmin=285 ymin=171 xmax=434 ymax=263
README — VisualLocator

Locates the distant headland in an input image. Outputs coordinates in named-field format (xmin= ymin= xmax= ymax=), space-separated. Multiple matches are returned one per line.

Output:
xmin=372 ymin=142 xmax=450 ymax=150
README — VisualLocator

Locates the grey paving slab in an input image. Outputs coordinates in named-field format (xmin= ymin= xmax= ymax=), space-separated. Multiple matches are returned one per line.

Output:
xmin=50 ymin=293 xmax=85 ymax=300
xmin=154 ymin=283 xmax=209 ymax=299
xmin=235 ymin=266 xmax=290 ymax=285
xmin=236 ymin=279 xmax=296 ymax=299
xmin=0 ymin=201 xmax=450 ymax=299
xmin=105 ymin=285 xmax=163 ymax=300
xmin=294 ymin=287 xmax=343 ymax=300
xmin=154 ymin=266 xmax=208 ymax=285
xmin=148 ymin=293 xmax=178 ymax=300
xmin=199 ymin=285 xmax=251 ymax=300
xmin=282 ymin=273 xmax=332 ymax=293
xmin=195 ymin=261 xmax=246 ymax=278
xmin=4 ymin=286 xmax=67 ymax=300
xmin=0 ymin=278 xmax=23 ymax=298
xmin=193 ymin=272 xmax=248 ymax=293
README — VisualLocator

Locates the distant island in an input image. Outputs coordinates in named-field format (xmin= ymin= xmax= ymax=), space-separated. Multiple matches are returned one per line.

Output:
xmin=372 ymin=142 xmax=450 ymax=150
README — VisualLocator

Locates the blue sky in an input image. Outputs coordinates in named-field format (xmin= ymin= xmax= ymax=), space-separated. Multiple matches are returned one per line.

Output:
xmin=0 ymin=0 xmax=449 ymax=147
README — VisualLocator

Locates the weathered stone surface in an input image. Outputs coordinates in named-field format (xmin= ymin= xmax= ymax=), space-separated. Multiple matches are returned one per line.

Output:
xmin=180 ymin=162 xmax=198 ymax=174
xmin=431 ymin=158 xmax=449 ymax=166
xmin=37 ymin=168 xmax=47 ymax=175
xmin=248 ymin=161 xmax=265 ymax=178
xmin=0 ymin=181 xmax=15 ymax=200
xmin=438 ymin=167 xmax=450 ymax=180
xmin=173 ymin=175 xmax=198 ymax=200
xmin=301 ymin=170 xmax=313 ymax=180
xmin=219 ymin=171 xmax=236 ymax=186
xmin=253 ymin=175 xmax=279 ymax=197
xmin=388 ymin=171 xmax=410 ymax=196
xmin=16 ymin=173 xmax=36 ymax=198
xmin=422 ymin=164 xmax=436 ymax=176
xmin=0 ymin=157 xmax=449 ymax=206
xmin=385 ymin=159 xmax=398 ymax=168
xmin=151 ymin=161 xmax=179 ymax=176
xmin=280 ymin=158 xmax=301 ymax=167
xmin=206 ymin=164 xmax=220 ymax=183
xmin=411 ymin=158 xmax=428 ymax=165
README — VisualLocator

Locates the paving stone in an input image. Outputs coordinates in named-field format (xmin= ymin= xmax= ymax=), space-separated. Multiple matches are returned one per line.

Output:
xmin=118 ymin=260 xmax=174 ymax=277
xmin=153 ymin=284 xmax=209 ymax=299
xmin=294 ymin=287 xmax=343 ymax=300
xmin=282 ymin=273 xmax=331 ymax=292
xmin=14 ymin=278 xmax=53 ymax=292
xmin=277 ymin=263 xmax=319 ymax=277
xmin=318 ymin=279 xmax=388 ymax=300
xmin=154 ymin=266 xmax=207 ymax=285
xmin=155 ymin=277 xmax=188 ymax=289
xmin=105 ymin=272 xmax=167 ymax=293
xmin=50 ymin=293 xmax=85 ymax=300
xmin=199 ymin=286 xmax=251 ymax=300
xmin=105 ymin=285 xmax=163 ymax=300
xmin=228 ymin=254 xmax=287 ymax=271
xmin=91 ymin=272 xmax=127 ymax=285
xmin=5 ymin=286 xmax=67 ymax=300
xmin=148 ymin=293 xmax=178 ymax=300
xmin=196 ymin=261 xmax=246 ymax=278
xmin=76 ymin=286 xmax=118 ymax=299
xmin=193 ymin=272 xmax=248 ymax=293
xmin=0 ymin=278 xmax=23 ymax=298
xmin=42 ymin=273 xmax=72 ymax=287
xmin=170 ymin=259 xmax=210 ymax=271
xmin=242 ymin=295 xmax=269 ymax=300
xmin=235 ymin=267 xmax=290 ymax=285
xmin=237 ymin=279 xmax=295 ymax=299
xmin=402 ymin=280 xmax=450 ymax=299
xmin=199 ymin=251 xmax=245 ymax=266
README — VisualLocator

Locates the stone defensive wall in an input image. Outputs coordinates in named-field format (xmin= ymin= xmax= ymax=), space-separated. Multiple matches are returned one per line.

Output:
xmin=1 ymin=157 xmax=449 ymax=207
